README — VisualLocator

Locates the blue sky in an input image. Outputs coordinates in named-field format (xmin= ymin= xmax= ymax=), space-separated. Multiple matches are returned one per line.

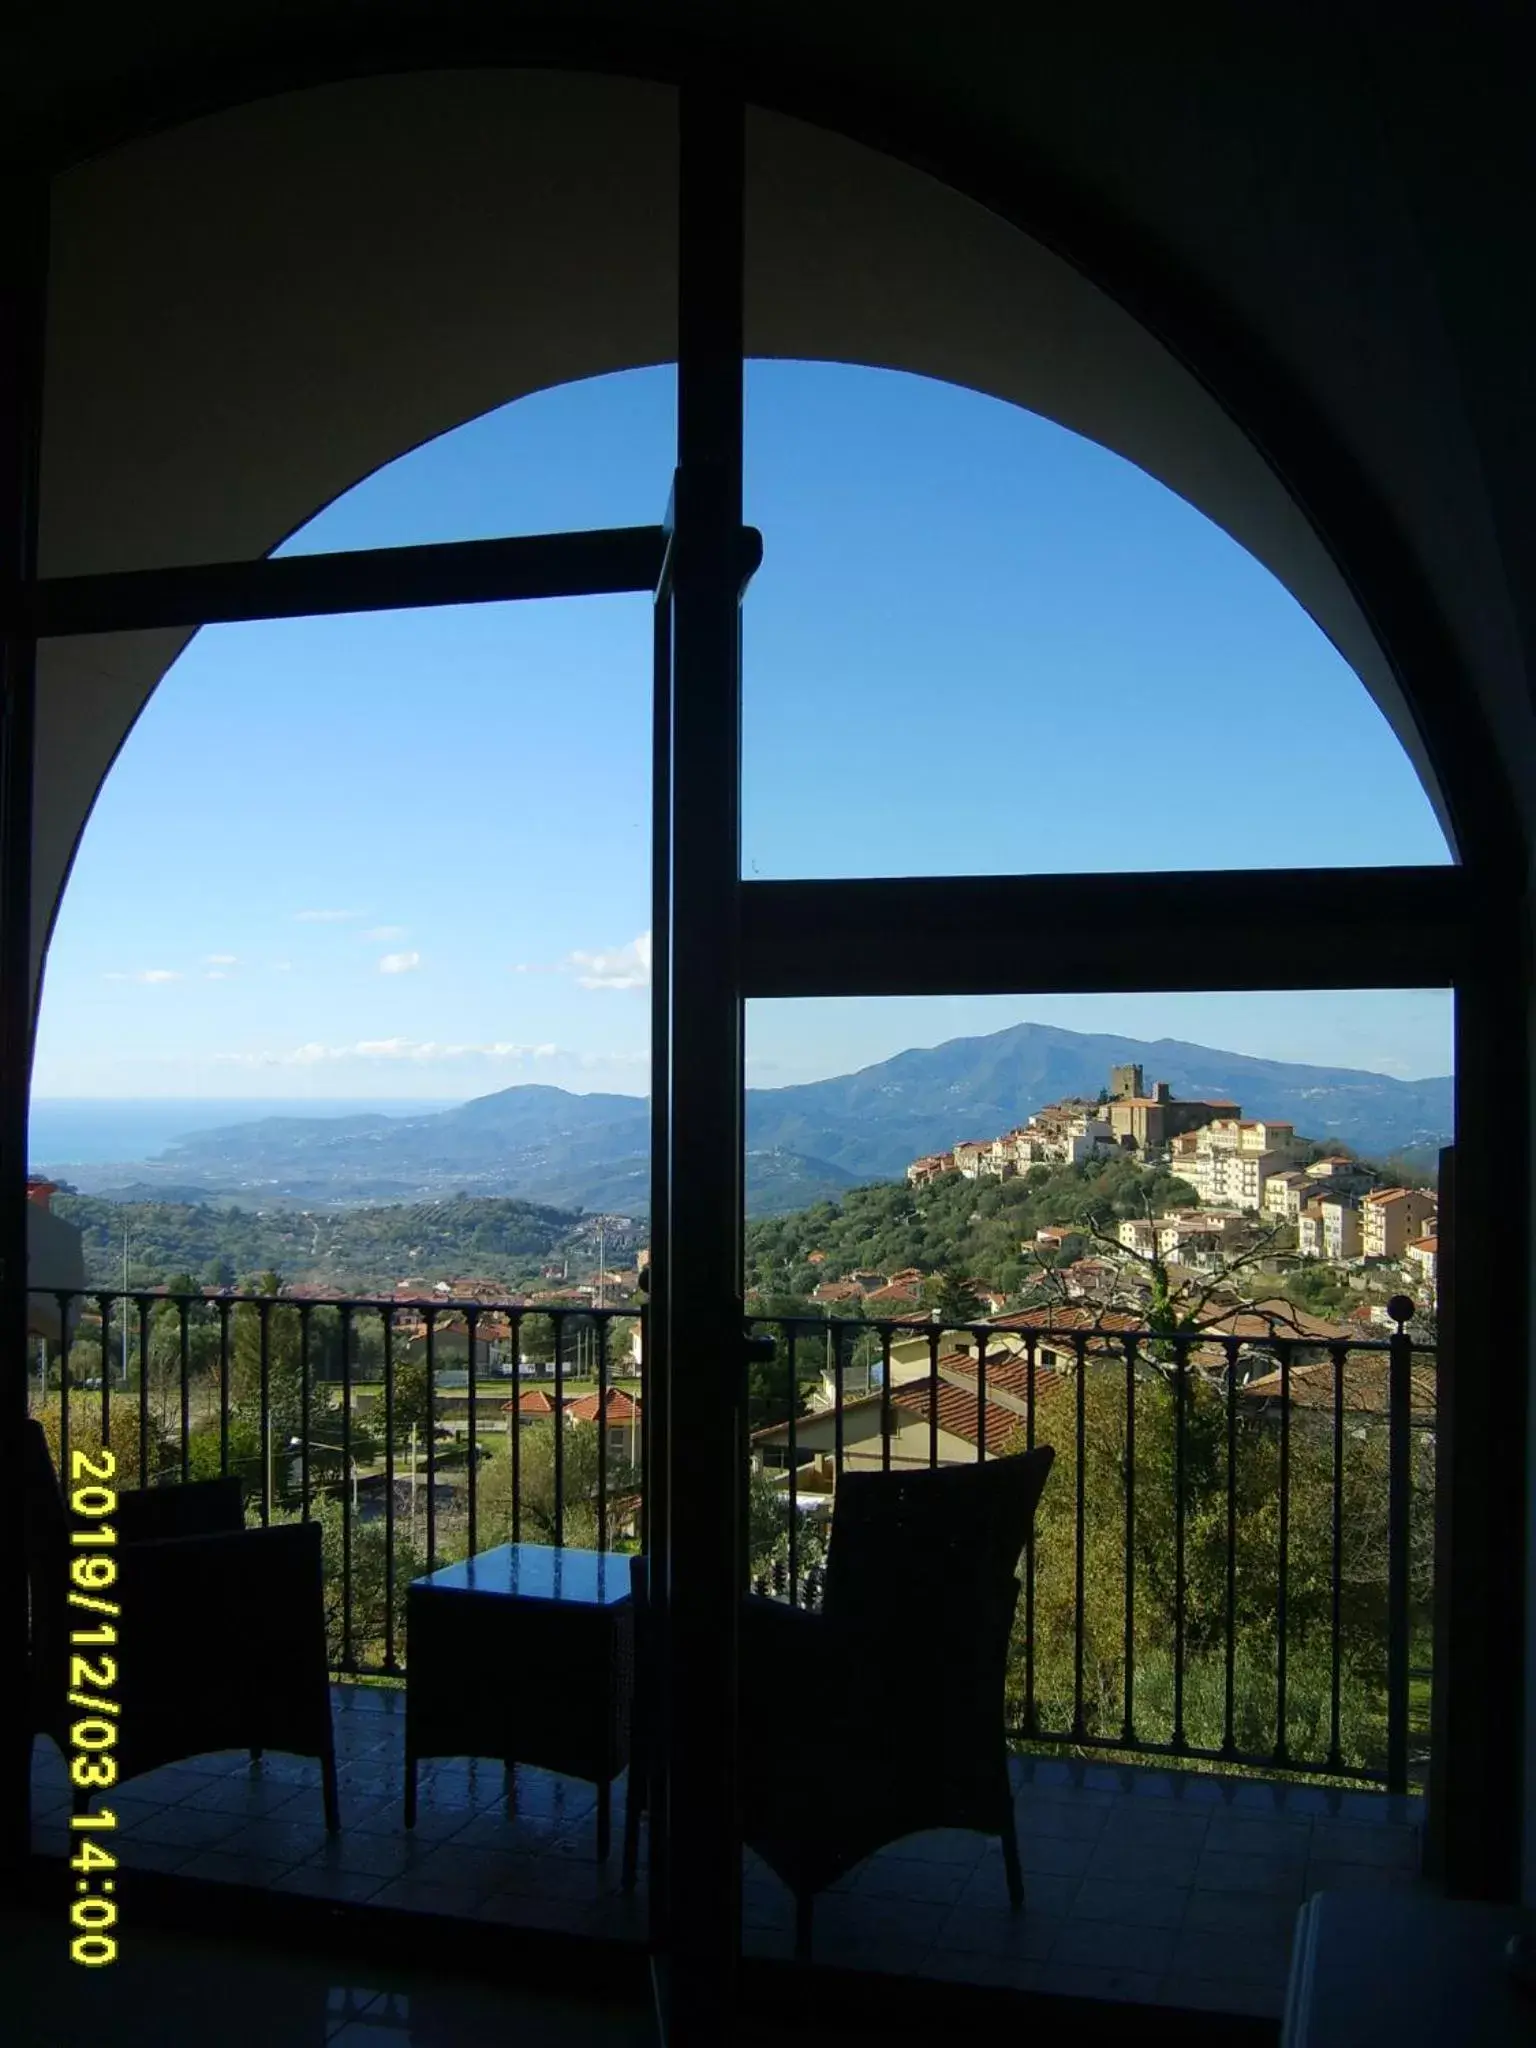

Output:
xmin=32 ymin=363 xmax=1454 ymax=1103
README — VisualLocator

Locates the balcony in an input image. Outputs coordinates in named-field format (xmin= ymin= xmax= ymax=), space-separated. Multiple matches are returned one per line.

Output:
xmin=25 ymin=1287 xmax=1434 ymax=2022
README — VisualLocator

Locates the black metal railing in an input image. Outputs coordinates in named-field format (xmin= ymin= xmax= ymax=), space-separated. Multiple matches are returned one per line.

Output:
xmin=27 ymin=1282 xmax=1433 ymax=1791
xmin=26 ymin=1286 xmax=646 ymax=1682
xmin=743 ymin=1302 xmax=1435 ymax=1793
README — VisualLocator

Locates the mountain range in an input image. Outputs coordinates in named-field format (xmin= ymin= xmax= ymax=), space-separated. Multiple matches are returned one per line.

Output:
xmin=37 ymin=1021 xmax=1453 ymax=1217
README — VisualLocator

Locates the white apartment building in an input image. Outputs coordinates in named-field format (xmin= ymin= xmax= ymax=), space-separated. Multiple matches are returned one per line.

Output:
xmin=1180 ymin=1145 xmax=1286 ymax=1211
xmin=1297 ymin=1195 xmax=1363 ymax=1261
xmin=1405 ymin=1235 xmax=1438 ymax=1306
xmin=1361 ymin=1187 xmax=1438 ymax=1259
xmin=1263 ymin=1169 xmax=1312 ymax=1219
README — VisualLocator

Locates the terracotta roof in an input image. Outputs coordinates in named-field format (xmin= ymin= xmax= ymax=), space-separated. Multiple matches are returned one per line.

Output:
xmin=943 ymin=1351 xmax=1070 ymax=1411
xmin=503 ymin=1389 xmax=555 ymax=1415
xmin=566 ymin=1387 xmax=642 ymax=1423
xmin=1409 ymin=1236 xmax=1438 ymax=1254
xmin=1241 ymin=1357 xmax=1436 ymax=1416
xmin=887 ymin=1374 xmax=1028 ymax=1452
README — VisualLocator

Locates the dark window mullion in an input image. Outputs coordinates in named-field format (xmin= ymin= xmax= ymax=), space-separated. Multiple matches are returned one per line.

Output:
xmin=25 ymin=525 xmax=668 ymax=638
xmin=741 ymin=867 xmax=1475 ymax=998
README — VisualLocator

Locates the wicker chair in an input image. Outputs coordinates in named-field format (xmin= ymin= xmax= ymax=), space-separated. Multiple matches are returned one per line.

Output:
xmin=740 ymin=1448 xmax=1053 ymax=1957
xmin=622 ymin=1448 xmax=1054 ymax=1956
xmin=23 ymin=1418 xmax=339 ymax=1829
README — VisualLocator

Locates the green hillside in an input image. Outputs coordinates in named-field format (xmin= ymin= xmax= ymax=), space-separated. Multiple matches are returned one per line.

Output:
xmin=744 ymin=1157 xmax=1200 ymax=1298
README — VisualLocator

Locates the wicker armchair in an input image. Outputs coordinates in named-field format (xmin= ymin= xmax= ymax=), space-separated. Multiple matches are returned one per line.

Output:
xmin=622 ymin=1450 xmax=1054 ymax=1956
xmin=24 ymin=1418 xmax=339 ymax=1829
xmin=740 ymin=1448 xmax=1053 ymax=1956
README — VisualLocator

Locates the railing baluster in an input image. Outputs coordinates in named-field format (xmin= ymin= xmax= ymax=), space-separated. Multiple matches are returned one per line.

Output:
xmin=927 ymin=1320 xmax=940 ymax=1471
xmin=299 ymin=1304 xmax=312 ymax=1524
xmin=465 ymin=1305 xmax=480 ymax=1557
xmin=1172 ymin=1334 xmax=1188 ymax=1753
xmin=425 ymin=1308 xmax=438 ymax=1568
xmin=136 ymin=1296 xmax=150 ymax=1487
xmin=1073 ymin=1331 xmax=1087 ymax=1742
xmin=832 ymin=1320 xmax=845 ymax=1481
xmin=1024 ymin=1332 xmax=1038 ymax=1739
xmin=1122 ymin=1333 xmax=1137 ymax=1749
xmin=879 ymin=1325 xmax=893 ymax=1475
xmin=786 ymin=1323 xmax=799 ymax=1605
xmin=178 ymin=1293 xmax=191 ymax=1484
xmin=340 ymin=1302 xmax=353 ymax=1671
xmin=635 ymin=1304 xmax=646 ymax=1554
xmin=1328 ymin=1338 xmax=1346 ymax=1772
xmin=1277 ymin=1339 xmax=1291 ymax=1766
xmin=975 ymin=1325 xmax=988 ymax=1466
xmin=383 ymin=1306 xmax=397 ymax=1673
xmin=596 ymin=1312 xmax=609 ymax=1552
xmin=98 ymin=1291 xmax=111 ymax=1451
xmin=551 ymin=1310 xmax=565 ymax=1549
xmin=1387 ymin=1301 xmax=1413 ymax=1793
xmin=510 ymin=1311 xmax=523 ymax=1545
xmin=59 ymin=1297 xmax=71 ymax=1485
xmin=257 ymin=1297 xmax=272 ymax=1528
xmin=217 ymin=1299 xmax=232 ymax=1478
xmin=1236 ymin=1335 xmax=1245 ymax=1753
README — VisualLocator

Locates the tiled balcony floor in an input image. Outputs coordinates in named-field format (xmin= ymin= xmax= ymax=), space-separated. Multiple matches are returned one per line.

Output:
xmin=31 ymin=1682 xmax=1424 ymax=2021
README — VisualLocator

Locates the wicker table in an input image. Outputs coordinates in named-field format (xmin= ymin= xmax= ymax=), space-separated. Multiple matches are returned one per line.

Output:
xmin=404 ymin=1542 xmax=634 ymax=1858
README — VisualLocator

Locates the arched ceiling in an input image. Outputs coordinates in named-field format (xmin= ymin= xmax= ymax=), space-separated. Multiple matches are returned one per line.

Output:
xmin=31 ymin=66 xmax=1473 ymax=1006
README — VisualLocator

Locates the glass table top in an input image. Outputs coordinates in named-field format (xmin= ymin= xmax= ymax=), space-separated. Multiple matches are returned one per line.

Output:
xmin=411 ymin=1542 xmax=632 ymax=1607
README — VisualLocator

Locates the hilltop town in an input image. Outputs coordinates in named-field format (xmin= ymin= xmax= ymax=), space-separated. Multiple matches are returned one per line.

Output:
xmin=822 ymin=1061 xmax=1441 ymax=1327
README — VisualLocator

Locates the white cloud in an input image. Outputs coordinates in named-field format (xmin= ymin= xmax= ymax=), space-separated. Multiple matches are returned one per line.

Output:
xmin=364 ymin=926 xmax=408 ymax=942
xmin=294 ymin=909 xmax=362 ymax=923
xmin=216 ymin=1039 xmax=561 ymax=1068
xmin=205 ymin=953 xmax=238 ymax=966
xmin=271 ymin=961 xmax=294 ymax=973
xmin=568 ymin=931 xmax=652 ymax=991
xmin=103 ymin=969 xmax=182 ymax=984
xmin=378 ymin=951 xmax=421 ymax=975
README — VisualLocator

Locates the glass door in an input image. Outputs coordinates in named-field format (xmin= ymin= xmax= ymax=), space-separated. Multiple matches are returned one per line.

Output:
xmin=645 ymin=87 xmax=759 ymax=2047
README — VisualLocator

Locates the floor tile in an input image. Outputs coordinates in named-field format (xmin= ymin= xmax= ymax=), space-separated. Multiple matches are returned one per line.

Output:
xmin=1086 ymin=1840 xmax=1202 ymax=1888
xmin=852 ymin=1855 xmax=972 ymax=1905
xmin=1100 ymin=1805 xmax=1211 ymax=1849
xmin=1017 ymin=1832 xmax=1097 ymax=1878
xmin=1032 ymin=1961 xmax=1161 ymax=2003
xmin=1171 ymin=1924 xmax=1295 ymax=1982
xmin=368 ymin=1876 xmax=485 ymax=1918
xmin=1183 ymin=1888 xmax=1303 ymax=1937
xmin=934 ymin=1906 xmax=1062 ymax=1960
xmin=120 ymin=1805 xmax=245 ymax=1850
xmin=1305 ymin=1858 xmax=1422 ymax=1894
xmin=1158 ymin=1972 xmax=1286 ymax=2017
xmin=270 ymin=1864 xmax=389 ymax=1905
xmin=1052 ymin=1917 xmax=1178 ymax=1973
xmin=1193 ymin=1847 xmax=1306 ymax=1899
xmin=174 ymin=1848 xmax=298 ymax=1888
xmin=1073 ymin=1877 xmax=1188 ymax=1928
xmin=1308 ymin=1817 xmax=1420 ymax=1867
xmin=1202 ymin=1811 xmax=1312 ymax=1859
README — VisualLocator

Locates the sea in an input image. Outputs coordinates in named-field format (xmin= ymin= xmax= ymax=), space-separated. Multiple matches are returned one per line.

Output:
xmin=28 ymin=1098 xmax=458 ymax=1174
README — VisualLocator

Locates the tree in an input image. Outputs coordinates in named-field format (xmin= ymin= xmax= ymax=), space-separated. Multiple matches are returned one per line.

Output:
xmin=476 ymin=1414 xmax=640 ymax=1551
xmin=230 ymin=1271 xmax=305 ymax=1453
xmin=925 ymin=1269 xmax=984 ymax=1325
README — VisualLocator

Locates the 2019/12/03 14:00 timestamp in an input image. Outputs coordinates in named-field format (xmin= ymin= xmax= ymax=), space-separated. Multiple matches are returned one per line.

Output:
xmin=65 ymin=1447 xmax=123 ymax=1966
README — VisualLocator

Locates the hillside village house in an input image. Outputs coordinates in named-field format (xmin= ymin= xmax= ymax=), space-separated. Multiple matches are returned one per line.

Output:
xmin=1298 ymin=1192 xmax=1364 ymax=1261
xmin=1407 ymin=1234 xmax=1439 ymax=1306
xmin=1362 ymin=1186 xmax=1440 ymax=1259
